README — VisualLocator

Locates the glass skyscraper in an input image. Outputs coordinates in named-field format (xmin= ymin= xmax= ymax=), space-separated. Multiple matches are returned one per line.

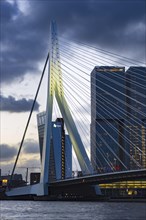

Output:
xmin=91 ymin=66 xmax=146 ymax=173
xmin=125 ymin=67 xmax=146 ymax=169
xmin=37 ymin=113 xmax=72 ymax=181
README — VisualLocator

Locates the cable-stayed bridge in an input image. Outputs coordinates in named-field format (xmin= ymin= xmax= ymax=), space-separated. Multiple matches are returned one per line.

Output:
xmin=6 ymin=21 xmax=146 ymax=199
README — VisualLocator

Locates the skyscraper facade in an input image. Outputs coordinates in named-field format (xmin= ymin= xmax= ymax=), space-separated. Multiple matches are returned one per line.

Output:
xmin=37 ymin=111 xmax=46 ymax=160
xmin=91 ymin=66 xmax=126 ymax=172
xmin=91 ymin=66 xmax=146 ymax=173
xmin=37 ymin=113 xmax=72 ymax=180
xmin=125 ymin=67 xmax=146 ymax=169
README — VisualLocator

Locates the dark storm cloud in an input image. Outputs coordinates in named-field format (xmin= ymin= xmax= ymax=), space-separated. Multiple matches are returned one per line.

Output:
xmin=0 ymin=144 xmax=17 ymax=161
xmin=0 ymin=142 xmax=40 ymax=174
xmin=0 ymin=139 xmax=39 ymax=161
xmin=0 ymin=0 xmax=19 ymax=23
xmin=1 ymin=0 xmax=145 ymax=84
xmin=23 ymin=139 xmax=39 ymax=154
xmin=0 ymin=95 xmax=40 ymax=112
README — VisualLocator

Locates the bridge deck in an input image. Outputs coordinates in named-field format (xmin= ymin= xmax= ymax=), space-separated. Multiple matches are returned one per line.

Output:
xmin=50 ymin=169 xmax=146 ymax=187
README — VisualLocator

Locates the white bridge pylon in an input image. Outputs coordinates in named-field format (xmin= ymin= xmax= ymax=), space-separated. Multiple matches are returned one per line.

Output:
xmin=6 ymin=21 xmax=95 ymax=197
xmin=40 ymin=21 xmax=93 ymax=195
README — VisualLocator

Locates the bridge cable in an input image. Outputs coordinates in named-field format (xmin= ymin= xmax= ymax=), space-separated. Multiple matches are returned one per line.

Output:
xmin=9 ymin=52 xmax=50 ymax=186
xmin=60 ymin=47 xmax=146 ymax=89
xmin=52 ymin=65 xmax=139 ymax=170
xmin=59 ymin=37 xmax=146 ymax=65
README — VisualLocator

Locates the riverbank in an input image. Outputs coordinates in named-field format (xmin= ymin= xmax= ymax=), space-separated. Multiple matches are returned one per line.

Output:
xmin=1 ymin=193 xmax=146 ymax=202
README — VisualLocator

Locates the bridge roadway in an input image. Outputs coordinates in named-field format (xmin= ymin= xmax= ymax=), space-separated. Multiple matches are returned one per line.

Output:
xmin=5 ymin=169 xmax=146 ymax=198
xmin=50 ymin=169 xmax=146 ymax=187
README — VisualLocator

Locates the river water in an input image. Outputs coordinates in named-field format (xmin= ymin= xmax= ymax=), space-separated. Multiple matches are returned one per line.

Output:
xmin=0 ymin=201 xmax=146 ymax=220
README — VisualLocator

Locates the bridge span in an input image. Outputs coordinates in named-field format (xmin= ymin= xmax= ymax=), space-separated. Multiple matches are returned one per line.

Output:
xmin=50 ymin=169 xmax=146 ymax=187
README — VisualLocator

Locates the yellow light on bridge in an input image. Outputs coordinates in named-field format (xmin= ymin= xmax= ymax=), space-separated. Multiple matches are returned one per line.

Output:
xmin=2 ymin=179 xmax=8 ymax=186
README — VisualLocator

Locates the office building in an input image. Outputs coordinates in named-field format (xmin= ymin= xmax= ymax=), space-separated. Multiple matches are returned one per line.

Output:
xmin=37 ymin=111 xmax=46 ymax=160
xmin=37 ymin=113 xmax=72 ymax=180
xmin=91 ymin=66 xmax=126 ymax=172
xmin=125 ymin=67 xmax=146 ymax=169
xmin=91 ymin=66 xmax=146 ymax=172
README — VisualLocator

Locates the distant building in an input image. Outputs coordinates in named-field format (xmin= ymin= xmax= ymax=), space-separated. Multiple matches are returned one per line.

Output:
xmin=30 ymin=172 xmax=40 ymax=185
xmin=0 ymin=173 xmax=26 ymax=188
xmin=91 ymin=66 xmax=146 ymax=172
xmin=37 ymin=113 xmax=72 ymax=180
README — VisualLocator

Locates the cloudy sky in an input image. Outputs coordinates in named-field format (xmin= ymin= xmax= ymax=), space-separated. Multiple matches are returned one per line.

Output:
xmin=0 ymin=0 xmax=146 ymax=175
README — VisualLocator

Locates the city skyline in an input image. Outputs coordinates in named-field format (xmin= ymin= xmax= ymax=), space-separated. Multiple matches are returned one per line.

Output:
xmin=1 ymin=0 xmax=146 ymax=175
